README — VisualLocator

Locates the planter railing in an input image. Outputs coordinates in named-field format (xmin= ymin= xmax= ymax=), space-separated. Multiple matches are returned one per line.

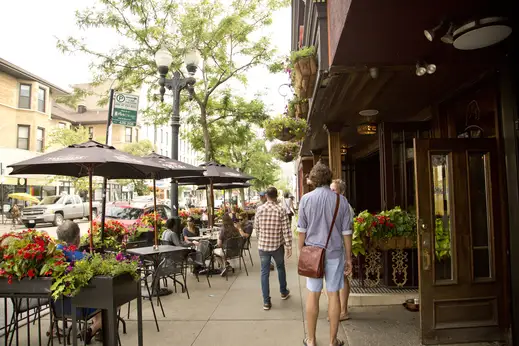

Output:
xmin=71 ymin=273 xmax=142 ymax=346
xmin=0 ymin=277 xmax=55 ymax=346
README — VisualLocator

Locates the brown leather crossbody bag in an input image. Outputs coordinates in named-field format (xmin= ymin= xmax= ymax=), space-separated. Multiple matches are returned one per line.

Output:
xmin=297 ymin=194 xmax=340 ymax=278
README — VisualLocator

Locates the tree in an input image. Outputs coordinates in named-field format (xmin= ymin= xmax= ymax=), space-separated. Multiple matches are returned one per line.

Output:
xmin=118 ymin=140 xmax=155 ymax=196
xmin=57 ymin=0 xmax=288 ymax=162
xmin=45 ymin=126 xmax=105 ymax=193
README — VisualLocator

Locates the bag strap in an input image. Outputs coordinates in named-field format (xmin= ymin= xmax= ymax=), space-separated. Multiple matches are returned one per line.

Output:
xmin=324 ymin=194 xmax=341 ymax=249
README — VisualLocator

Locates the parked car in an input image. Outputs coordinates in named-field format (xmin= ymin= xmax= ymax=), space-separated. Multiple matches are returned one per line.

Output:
xmin=21 ymin=195 xmax=101 ymax=227
xmin=96 ymin=202 xmax=173 ymax=228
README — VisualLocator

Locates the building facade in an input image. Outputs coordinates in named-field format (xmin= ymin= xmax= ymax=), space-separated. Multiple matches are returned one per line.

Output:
xmin=291 ymin=1 xmax=518 ymax=344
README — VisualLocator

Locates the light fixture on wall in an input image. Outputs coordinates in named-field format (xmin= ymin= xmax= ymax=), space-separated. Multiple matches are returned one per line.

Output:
xmin=453 ymin=17 xmax=512 ymax=50
xmin=340 ymin=145 xmax=347 ymax=155
xmin=416 ymin=61 xmax=436 ymax=76
xmin=369 ymin=67 xmax=379 ymax=79
xmin=357 ymin=123 xmax=377 ymax=135
xmin=358 ymin=109 xmax=379 ymax=116
xmin=441 ymin=22 xmax=455 ymax=44
xmin=424 ymin=20 xmax=445 ymax=41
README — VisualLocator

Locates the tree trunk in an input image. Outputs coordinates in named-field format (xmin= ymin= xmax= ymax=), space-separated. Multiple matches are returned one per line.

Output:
xmin=199 ymin=106 xmax=213 ymax=162
xmin=153 ymin=124 xmax=158 ymax=149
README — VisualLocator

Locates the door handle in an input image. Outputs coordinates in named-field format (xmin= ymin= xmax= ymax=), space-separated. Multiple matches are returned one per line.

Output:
xmin=418 ymin=218 xmax=428 ymax=234
xmin=423 ymin=248 xmax=431 ymax=271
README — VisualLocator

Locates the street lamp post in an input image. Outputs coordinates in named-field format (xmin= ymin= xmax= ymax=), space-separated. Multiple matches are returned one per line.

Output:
xmin=155 ymin=47 xmax=199 ymax=216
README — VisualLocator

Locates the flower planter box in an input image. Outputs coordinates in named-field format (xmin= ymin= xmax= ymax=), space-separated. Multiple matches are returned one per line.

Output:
xmin=0 ymin=277 xmax=53 ymax=295
xmin=375 ymin=236 xmax=415 ymax=250
xmin=71 ymin=273 xmax=142 ymax=346
xmin=295 ymin=101 xmax=309 ymax=119
xmin=293 ymin=56 xmax=317 ymax=99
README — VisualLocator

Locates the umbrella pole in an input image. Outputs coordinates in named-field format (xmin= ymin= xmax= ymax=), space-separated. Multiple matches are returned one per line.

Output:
xmin=88 ymin=167 xmax=94 ymax=253
xmin=223 ymin=190 xmax=226 ymax=213
xmin=153 ymin=177 xmax=158 ymax=250
xmin=209 ymin=179 xmax=215 ymax=228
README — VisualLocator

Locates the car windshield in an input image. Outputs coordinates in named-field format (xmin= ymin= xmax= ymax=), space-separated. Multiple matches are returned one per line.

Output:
xmin=39 ymin=196 xmax=66 ymax=205
xmin=105 ymin=206 xmax=143 ymax=220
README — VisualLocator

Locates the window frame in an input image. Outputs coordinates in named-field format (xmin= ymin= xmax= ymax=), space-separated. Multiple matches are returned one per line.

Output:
xmin=18 ymin=84 xmax=32 ymax=109
xmin=88 ymin=127 xmax=94 ymax=136
xmin=58 ymin=122 xmax=66 ymax=129
xmin=37 ymin=87 xmax=46 ymax=112
xmin=125 ymin=127 xmax=133 ymax=143
xmin=36 ymin=127 xmax=45 ymax=153
xmin=17 ymin=125 xmax=30 ymax=150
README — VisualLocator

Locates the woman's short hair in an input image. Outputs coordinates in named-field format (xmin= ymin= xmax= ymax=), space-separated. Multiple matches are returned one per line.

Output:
xmin=166 ymin=217 xmax=180 ymax=233
xmin=309 ymin=162 xmax=333 ymax=187
xmin=283 ymin=192 xmax=290 ymax=198
xmin=331 ymin=179 xmax=346 ymax=195
xmin=56 ymin=220 xmax=80 ymax=245
xmin=222 ymin=213 xmax=233 ymax=226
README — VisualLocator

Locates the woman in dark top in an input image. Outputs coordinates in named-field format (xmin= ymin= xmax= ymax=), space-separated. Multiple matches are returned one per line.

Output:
xmin=182 ymin=217 xmax=200 ymax=241
xmin=163 ymin=217 xmax=197 ymax=247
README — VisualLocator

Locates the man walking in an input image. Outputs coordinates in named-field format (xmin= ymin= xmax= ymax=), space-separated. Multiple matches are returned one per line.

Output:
xmin=298 ymin=162 xmax=352 ymax=346
xmin=254 ymin=187 xmax=292 ymax=310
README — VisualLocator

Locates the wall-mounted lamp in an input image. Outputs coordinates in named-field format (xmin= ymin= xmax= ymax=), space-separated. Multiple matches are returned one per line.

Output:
xmin=441 ymin=22 xmax=455 ymax=44
xmin=340 ymin=145 xmax=347 ymax=155
xmin=369 ymin=67 xmax=379 ymax=79
xmin=424 ymin=20 xmax=444 ymax=41
xmin=416 ymin=61 xmax=436 ymax=76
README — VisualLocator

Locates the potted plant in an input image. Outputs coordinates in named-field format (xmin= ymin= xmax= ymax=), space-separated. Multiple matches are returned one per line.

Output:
xmin=270 ymin=142 xmax=300 ymax=162
xmin=81 ymin=219 xmax=128 ymax=251
xmin=263 ymin=115 xmax=308 ymax=142
xmin=290 ymin=46 xmax=318 ymax=99
xmin=0 ymin=230 xmax=68 ymax=294
xmin=128 ymin=212 xmax=167 ymax=241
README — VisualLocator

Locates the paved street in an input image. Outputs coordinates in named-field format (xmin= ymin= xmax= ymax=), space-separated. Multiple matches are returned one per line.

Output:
xmin=0 ymin=219 xmax=90 ymax=238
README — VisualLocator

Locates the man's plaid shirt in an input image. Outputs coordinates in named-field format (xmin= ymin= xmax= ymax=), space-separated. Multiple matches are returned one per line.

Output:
xmin=254 ymin=201 xmax=292 ymax=252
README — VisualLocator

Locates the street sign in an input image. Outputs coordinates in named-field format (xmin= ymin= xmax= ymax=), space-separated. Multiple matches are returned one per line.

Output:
xmin=112 ymin=93 xmax=139 ymax=126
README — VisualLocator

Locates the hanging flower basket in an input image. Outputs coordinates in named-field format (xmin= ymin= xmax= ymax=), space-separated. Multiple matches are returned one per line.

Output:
xmin=291 ymin=46 xmax=318 ymax=99
xmin=374 ymin=236 xmax=415 ymax=250
xmin=263 ymin=116 xmax=308 ymax=142
xmin=270 ymin=143 xmax=300 ymax=163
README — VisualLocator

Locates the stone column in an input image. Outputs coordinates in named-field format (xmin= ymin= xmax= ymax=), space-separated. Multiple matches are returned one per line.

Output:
xmin=325 ymin=123 xmax=343 ymax=179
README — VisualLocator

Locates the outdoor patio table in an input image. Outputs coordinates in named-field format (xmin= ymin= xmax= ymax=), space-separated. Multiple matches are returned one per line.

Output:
xmin=127 ymin=245 xmax=189 ymax=297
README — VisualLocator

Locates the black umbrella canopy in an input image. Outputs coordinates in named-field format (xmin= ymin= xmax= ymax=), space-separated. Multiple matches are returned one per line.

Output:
xmin=8 ymin=140 xmax=165 ymax=179
xmin=143 ymin=152 xmax=205 ymax=179
xmin=176 ymin=161 xmax=254 ymax=185
xmin=196 ymin=182 xmax=251 ymax=190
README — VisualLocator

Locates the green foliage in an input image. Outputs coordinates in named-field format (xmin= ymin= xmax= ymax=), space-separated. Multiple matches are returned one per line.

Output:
xmin=263 ymin=115 xmax=308 ymax=141
xmin=184 ymin=116 xmax=279 ymax=191
xmin=270 ymin=142 xmax=300 ymax=162
xmin=51 ymin=252 xmax=139 ymax=300
xmin=290 ymin=46 xmax=316 ymax=64
xmin=117 ymin=140 xmax=155 ymax=196
xmin=57 ymin=0 xmax=289 ymax=162
xmin=80 ymin=220 xmax=128 ymax=251
xmin=435 ymin=217 xmax=451 ymax=260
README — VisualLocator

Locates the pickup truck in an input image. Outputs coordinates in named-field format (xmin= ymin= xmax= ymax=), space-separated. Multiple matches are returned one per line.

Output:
xmin=21 ymin=195 xmax=101 ymax=227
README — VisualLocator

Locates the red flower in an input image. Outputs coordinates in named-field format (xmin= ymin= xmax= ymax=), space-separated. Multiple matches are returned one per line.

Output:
xmin=8 ymin=275 xmax=13 ymax=284
xmin=27 ymin=269 xmax=35 ymax=278
xmin=36 ymin=254 xmax=44 ymax=260
xmin=388 ymin=223 xmax=395 ymax=228
xmin=372 ymin=221 xmax=377 ymax=227
xmin=44 ymin=270 xmax=52 ymax=276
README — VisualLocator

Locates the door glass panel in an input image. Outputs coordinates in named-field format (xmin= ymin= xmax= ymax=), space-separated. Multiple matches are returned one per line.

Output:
xmin=468 ymin=152 xmax=492 ymax=279
xmin=431 ymin=154 xmax=453 ymax=281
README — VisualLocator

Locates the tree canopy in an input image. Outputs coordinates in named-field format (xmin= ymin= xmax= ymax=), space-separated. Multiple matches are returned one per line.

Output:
xmin=57 ymin=0 xmax=289 ymax=162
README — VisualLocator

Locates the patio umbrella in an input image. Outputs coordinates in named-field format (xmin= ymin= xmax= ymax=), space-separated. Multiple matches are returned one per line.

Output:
xmin=143 ymin=152 xmax=205 ymax=247
xmin=8 ymin=192 xmax=40 ymax=204
xmin=8 ymin=139 xmax=165 ymax=252
xmin=176 ymin=162 xmax=254 ymax=226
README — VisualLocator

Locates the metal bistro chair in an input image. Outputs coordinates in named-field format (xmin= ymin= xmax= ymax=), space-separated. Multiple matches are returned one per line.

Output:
xmin=158 ymin=250 xmax=191 ymax=299
xmin=222 ymin=236 xmax=249 ymax=281
xmin=242 ymin=236 xmax=254 ymax=266
xmin=188 ymin=240 xmax=212 ymax=288
xmin=3 ymin=298 xmax=49 ymax=346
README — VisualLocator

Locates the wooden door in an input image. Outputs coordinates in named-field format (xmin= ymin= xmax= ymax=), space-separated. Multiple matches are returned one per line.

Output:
xmin=414 ymin=139 xmax=508 ymax=344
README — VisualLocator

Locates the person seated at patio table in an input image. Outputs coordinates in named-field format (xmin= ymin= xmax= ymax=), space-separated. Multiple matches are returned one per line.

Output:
xmin=213 ymin=213 xmax=241 ymax=276
xmin=201 ymin=209 xmax=209 ymax=227
xmin=182 ymin=217 xmax=200 ymax=241
xmin=163 ymin=217 xmax=198 ymax=247
xmin=236 ymin=212 xmax=253 ymax=238
xmin=56 ymin=220 xmax=102 ymax=343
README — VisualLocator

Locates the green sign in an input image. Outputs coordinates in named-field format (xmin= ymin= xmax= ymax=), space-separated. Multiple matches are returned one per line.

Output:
xmin=112 ymin=93 xmax=139 ymax=126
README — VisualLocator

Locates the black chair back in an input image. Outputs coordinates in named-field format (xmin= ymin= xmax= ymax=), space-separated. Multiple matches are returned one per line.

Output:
xmin=223 ymin=236 xmax=245 ymax=260
xmin=125 ymin=240 xmax=148 ymax=249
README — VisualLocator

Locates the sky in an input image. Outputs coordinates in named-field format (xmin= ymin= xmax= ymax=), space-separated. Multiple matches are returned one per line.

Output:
xmin=0 ymin=0 xmax=296 ymax=184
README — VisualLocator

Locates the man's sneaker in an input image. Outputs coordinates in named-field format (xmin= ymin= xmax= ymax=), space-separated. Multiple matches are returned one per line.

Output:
xmin=263 ymin=301 xmax=272 ymax=310
xmin=281 ymin=290 xmax=291 ymax=300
